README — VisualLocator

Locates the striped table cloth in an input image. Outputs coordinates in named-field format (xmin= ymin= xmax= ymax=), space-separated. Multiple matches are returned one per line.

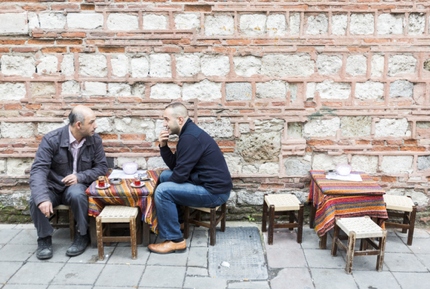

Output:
xmin=86 ymin=169 xmax=160 ymax=233
xmin=309 ymin=170 xmax=388 ymax=237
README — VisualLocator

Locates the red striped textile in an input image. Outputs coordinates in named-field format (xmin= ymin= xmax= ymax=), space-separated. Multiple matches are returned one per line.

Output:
xmin=309 ymin=170 xmax=387 ymax=237
xmin=86 ymin=169 xmax=161 ymax=233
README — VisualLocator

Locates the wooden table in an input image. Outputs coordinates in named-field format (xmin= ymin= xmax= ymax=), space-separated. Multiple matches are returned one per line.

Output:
xmin=85 ymin=170 xmax=160 ymax=247
xmin=308 ymin=170 xmax=388 ymax=249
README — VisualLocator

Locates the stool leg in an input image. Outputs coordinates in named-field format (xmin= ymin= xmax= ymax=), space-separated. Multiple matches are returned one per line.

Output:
xmin=209 ymin=208 xmax=216 ymax=246
xmin=130 ymin=217 xmax=137 ymax=260
xmin=220 ymin=203 xmax=226 ymax=232
xmin=376 ymin=231 xmax=387 ymax=271
xmin=407 ymin=207 xmax=416 ymax=246
xmin=268 ymin=205 xmax=275 ymax=245
xmin=297 ymin=205 xmax=304 ymax=243
xmin=183 ymin=206 xmax=190 ymax=239
xmin=331 ymin=223 xmax=340 ymax=256
xmin=289 ymin=211 xmax=294 ymax=231
xmin=345 ymin=232 xmax=356 ymax=274
xmin=96 ymin=216 xmax=104 ymax=261
xmin=262 ymin=196 xmax=268 ymax=232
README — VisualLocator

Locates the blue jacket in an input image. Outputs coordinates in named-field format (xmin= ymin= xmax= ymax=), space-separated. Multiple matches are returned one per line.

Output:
xmin=160 ymin=118 xmax=232 ymax=195
xmin=30 ymin=125 xmax=108 ymax=206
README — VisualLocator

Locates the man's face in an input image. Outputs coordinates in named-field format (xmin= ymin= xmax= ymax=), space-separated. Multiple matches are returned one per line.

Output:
xmin=79 ymin=112 xmax=97 ymax=137
xmin=163 ymin=108 xmax=181 ymax=135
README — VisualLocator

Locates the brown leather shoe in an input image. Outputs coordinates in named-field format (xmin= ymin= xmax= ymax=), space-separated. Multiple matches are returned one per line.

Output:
xmin=148 ymin=240 xmax=187 ymax=254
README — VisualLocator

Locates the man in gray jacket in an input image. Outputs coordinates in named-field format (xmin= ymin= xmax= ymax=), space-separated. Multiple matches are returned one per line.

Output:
xmin=29 ymin=105 xmax=108 ymax=260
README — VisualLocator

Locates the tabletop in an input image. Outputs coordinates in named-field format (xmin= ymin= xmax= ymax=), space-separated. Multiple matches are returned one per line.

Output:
xmin=85 ymin=169 xmax=160 ymax=233
xmin=308 ymin=170 xmax=388 ymax=243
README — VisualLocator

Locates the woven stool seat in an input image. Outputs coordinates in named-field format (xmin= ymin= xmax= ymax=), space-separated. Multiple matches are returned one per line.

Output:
xmin=332 ymin=216 xmax=387 ymax=274
xmin=262 ymin=193 xmax=304 ymax=245
xmin=383 ymin=194 xmax=416 ymax=245
xmin=96 ymin=206 xmax=139 ymax=260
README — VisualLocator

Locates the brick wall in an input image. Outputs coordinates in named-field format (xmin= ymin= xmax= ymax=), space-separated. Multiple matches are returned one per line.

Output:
xmin=0 ymin=1 xmax=429 ymax=224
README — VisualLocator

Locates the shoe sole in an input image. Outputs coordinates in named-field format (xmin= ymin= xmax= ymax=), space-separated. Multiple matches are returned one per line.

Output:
xmin=148 ymin=247 xmax=187 ymax=254
xmin=66 ymin=250 xmax=86 ymax=257
xmin=36 ymin=254 xmax=53 ymax=260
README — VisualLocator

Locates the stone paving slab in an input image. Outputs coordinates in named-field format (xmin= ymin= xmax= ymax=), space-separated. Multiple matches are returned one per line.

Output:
xmin=0 ymin=222 xmax=429 ymax=288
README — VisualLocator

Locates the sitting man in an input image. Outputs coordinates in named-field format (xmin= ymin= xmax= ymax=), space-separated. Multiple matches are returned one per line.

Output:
xmin=29 ymin=105 xmax=108 ymax=260
xmin=148 ymin=102 xmax=232 ymax=254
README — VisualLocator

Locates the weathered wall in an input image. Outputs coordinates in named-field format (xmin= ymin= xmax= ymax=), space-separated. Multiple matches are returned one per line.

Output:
xmin=0 ymin=0 xmax=429 ymax=224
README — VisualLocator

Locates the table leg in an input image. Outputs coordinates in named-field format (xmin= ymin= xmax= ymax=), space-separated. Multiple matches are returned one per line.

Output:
xmin=89 ymin=216 xmax=97 ymax=248
xmin=319 ymin=233 xmax=327 ymax=249
xmin=142 ymin=222 xmax=150 ymax=247
xmin=309 ymin=203 xmax=316 ymax=229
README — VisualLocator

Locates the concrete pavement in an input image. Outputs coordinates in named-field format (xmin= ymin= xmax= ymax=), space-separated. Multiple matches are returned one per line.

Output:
xmin=0 ymin=221 xmax=429 ymax=289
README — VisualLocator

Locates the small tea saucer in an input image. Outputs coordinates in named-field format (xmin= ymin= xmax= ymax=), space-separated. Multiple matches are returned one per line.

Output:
xmin=130 ymin=183 xmax=145 ymax=188
xmin=96 ymin=183 xmax=110 ymax=190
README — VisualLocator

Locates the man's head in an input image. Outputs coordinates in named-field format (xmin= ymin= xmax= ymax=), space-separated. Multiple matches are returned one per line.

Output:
xmin=68 ymin=105 xmax=97 ymax=141
xmin=163 ymin=102 xmax=189 ymax=135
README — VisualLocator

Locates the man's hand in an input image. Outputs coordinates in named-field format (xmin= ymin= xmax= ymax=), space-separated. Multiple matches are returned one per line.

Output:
xmin=38 ymin=201 xmax=53 ymax=218
xmin=159 ymin=129 xmax=169 ymax=147
xmin=62 ymin=174 xmax=78 ymax=186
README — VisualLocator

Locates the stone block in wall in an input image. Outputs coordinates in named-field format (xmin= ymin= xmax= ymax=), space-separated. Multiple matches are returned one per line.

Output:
xmin=316 ymin=54 xmax=342 ymax=75
xmin=150 ymin=83 xmax=181 ymax=100
xmin=61 ymin=55 xmax=75 ymax=76
xmin=350 ymin=13 xmax=374 ymax=35
xmin=261 ymin=54 xmax=314 ymax=77
xmin=182 ymin=80 xmax=221 ymax=101
xmin=131 ymin=55 xmax=149 ymax=78
xmin=375 ymin=118 xmax=410 ymax=137
xmin=175 ymin=13 xmax=200 ymax=30
xmin=408 ymin=13 xmax=425 ymax=35
xmin=237 ymin=131 xmax=281 ymax=162
xmin=107 ymin=13 xmax=138 ymax=31
xmin=61 ymin=80 xmax=80 ymax=96
xmin=346 ymin=55 xmax=367 ymax=76
xmin=143 ymin=14 xmax=168 ymax=30
xmin=315 ymin=80 xmax=351 ymax=99
xmin=131 ymin=83 xmax=146 ymax=97
xmin=340 ymin=116 xmax=371 ymax=137
xmin=237 ymin=190 xmax=266 ymax=206
xmin=0 ymin=13 xmax=27 ymax=35
xmin=147 ymin=157 xmax=168 ymax=170
xmin=240 ymin=14 xmax=267 ymax=36
xmin=149 ymin=54 xmax=172 ymax=78
xmin=388 ymin=55 xmax=417 ymax=76
xmin=332 ymin=14 xmax=347 ymax=35
xmin=312 ymin=154 xmax=348 ymax=171
xmin=30 ymin=82 xmax=56 ymax=97
xmin=377 ymin=14 xmax=404 ymax=35
xmin=108 ymin=83 xmax=132 ymax=97
xmin=350 ymin=155 xmax=378 ymax=174
xmin=289 ymin=12 xmax=300 ymax=35
xmin=303 ymin=118 xmax=340 ymax=138
xmin=201 ymin=55 xmax=230 ymax=77
xmin=113 ymin=117 xmax=155 ymax=140
xmin=417 ymin=156 xmax=430 ymax=171
xmin=259 ymin=163 xmax=279 ymax=175
xmin=381 ymin=156 xmax=413 ymax=174
xmin=267 ymin=14 xmax=286 ymax=36
xmin=37 ymin=122 xmax=65 ymax=135
xmin=1 ymin=55 xmax=35 ymax=77
xmin=111 ymin=54 xmax=129 ymax=77
xmin=233 ymin=56 xmax=261 ymax=77
xmin=0 ymin=159 xmax=5 ymax=173
xmin=67 ymin=13 xmax=103 ymax=30
xmin=0 ymin=83 xmax=26 ymax=101
xmin=371 ymin=54 xmax=384 ymax=77
xmin=79 ymin=54 xmax=107 ymax=77
xmin=36 ymin=55 xmax=58 ymax=75
xmin=176 ymin=54 xmax=201 ymax=77
xmin=284 ymin=156 xmax=311 ymax=176
xmin=6 ymin=158 xmax=33 ymax=177
xmin=389 ymin=80 xmax=413 ymax=98
xmin=355 ymin=81 xmax=384 ymax=100
xmin=226 ymin=82 xmax=252 ymax=101
xmin=1 ymin=123 xmax=35 ymax=138
xmin=256 ymin=80 xmax=287 ymax=99
xmin=224 ymin=154 xmax=243 ymax=174
xmin=198 ymin=118 xmax=233 ymax=138
xmin=38 ymin=12 xmax=66 ymax=29
xmin=204 ymin=14 xmax=234 ymax=36
xmin=82 ymin=82 xmax=106 ymax=96
xmin=305 ymin=13 xmax=328 ymax=35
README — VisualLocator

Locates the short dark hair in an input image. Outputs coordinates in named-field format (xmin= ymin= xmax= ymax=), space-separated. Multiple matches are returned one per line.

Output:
xmin=68 ymin=109 xmax=85 ymax=125
xmin=165 ymin=102 xmax=188 ymax=118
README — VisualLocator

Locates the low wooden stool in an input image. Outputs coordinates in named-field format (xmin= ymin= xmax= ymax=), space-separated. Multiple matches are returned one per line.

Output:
xmin=96 ymin=206 xmax=139 ymax=260
xmin=183 ymin=203 xmax=227 ymax=246
xmin=331 ymin=216 xmax=387 ymax=274
xmin=262 ymin=194 xmax=304 ymax=245
xmin=383 ymin=194 xmax=417 ymax=245
xmin=50 ymin=205 xmax=75 ymax=240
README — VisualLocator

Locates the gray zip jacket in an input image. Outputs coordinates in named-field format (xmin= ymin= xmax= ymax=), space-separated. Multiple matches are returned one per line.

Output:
xmin=30 ymin=125 xmax=108 ymax=206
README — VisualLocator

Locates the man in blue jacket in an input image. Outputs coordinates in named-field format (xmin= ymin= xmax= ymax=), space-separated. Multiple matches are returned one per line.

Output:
xmin=29 ymin=105 xmax=108 ymax=260
xmin=148 ymin=102 xmax=232 ymax=254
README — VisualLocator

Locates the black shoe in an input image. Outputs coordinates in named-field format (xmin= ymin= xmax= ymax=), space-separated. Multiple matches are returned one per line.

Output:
xmin=66 ymin=234 xmax=89 ymax=257
xmin=36 ymin=236 xmax=53 ymax=260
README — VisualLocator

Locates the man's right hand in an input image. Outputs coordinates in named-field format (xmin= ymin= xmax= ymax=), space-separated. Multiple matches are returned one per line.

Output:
xmin=38 ymin=201 xmax=53 ymax=218
xmin=159 ymin=130 xmax=169 ymax=147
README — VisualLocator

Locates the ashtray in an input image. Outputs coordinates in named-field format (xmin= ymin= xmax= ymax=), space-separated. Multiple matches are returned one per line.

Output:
xmin=110 ymin=178 xmax=122 ymax=185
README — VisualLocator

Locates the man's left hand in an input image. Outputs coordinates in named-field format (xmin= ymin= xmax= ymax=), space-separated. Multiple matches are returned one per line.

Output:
xmin=62 ymin=174 xmax=78 ymax=186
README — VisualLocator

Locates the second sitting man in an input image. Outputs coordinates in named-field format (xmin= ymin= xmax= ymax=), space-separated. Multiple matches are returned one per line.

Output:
xmin=148 ymin=102 xmax=232 ymax=254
